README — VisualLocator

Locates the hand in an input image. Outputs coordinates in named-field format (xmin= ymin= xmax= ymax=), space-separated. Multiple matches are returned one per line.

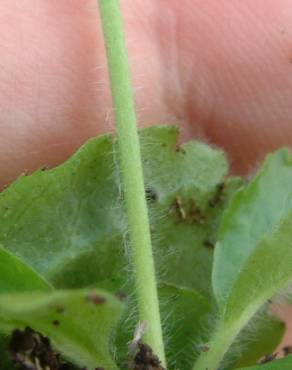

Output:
xmin=0 ymin=0 xmax=292 ymax=346
xmin=1 ymin=0 xmax=292 ymax=186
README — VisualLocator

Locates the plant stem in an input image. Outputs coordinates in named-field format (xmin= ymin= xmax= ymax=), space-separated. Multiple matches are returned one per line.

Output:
xmin=98 ymin=0 xmax=166 ymax=365
xmin=193 ymin=321 xmax=239 ymax=370
xmin=193 ymin=306 xmax=258 ymax=370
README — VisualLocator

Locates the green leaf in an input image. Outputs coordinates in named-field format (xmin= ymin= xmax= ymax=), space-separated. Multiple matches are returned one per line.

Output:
xmin=213 ymin=148 xmax=292 ymax=310
xmin=159 ymin=284 xmax=213 ymax=369
xmin=231 ymin=316 xmax=285 ymax=369
xmin=237 ymin=355 xmax=292 ymax=370
xmin=0 ymin=126 xmax=245 ymax=366
xmin=114 ymin=283 xmax=215 ymax=369
xmin=0 ymin=245 xmax=52 ymax=369
xmin=0 ymin=126 xmax=245 ymax=368
xmin=0 ymin=245 xmax=52 ymax=293
xmin=0 ymin=126 xmax=233 ymax=297
xmin=140 ymin=128 xmax=243 ymax=298
xmin=215 ymin=150 xmax=292 ymax=320
xmin=194 ymin=149 xmax=292 ymax=370
xmin=193 ymin=310 xmax=285 ymax=370
xmin=0 ymin=289 xmax=123 ymax=370
xmin=214 ymin=149 xmax=292 ymax=325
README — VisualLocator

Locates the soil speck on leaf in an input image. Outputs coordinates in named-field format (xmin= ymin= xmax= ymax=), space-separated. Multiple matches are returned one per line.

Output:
xmin=188 ymin=200 xmax=205 ymax=224
xmin=52 ymin=320 xmax=60 ymax=326
xmin=145 ymin=187 xmax=158 ymax=203
xmin=87 ymin=292 xmax=106 ymax=305
xmin=208 ymin=182 xmax=225 ymax=208
xmin=169 ymin=196 xmax=207 ymax=225
xmin=115 ymin=292 xmax=128 ymax=301
xmin=55 ymin=306 xmax=65 ymax=314
xmin=175 ymin=144 xmax=186 ymax=154
xmin=257 ymin=353 xmax=277 ymax=364
xmin=203 ymin=240 xmax=215 ymax=251
xmin=199 ymin=344 xmax=209 ymax=353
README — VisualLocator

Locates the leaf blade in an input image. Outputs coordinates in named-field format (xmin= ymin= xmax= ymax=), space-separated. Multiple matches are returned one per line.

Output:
xmin=0 ymin=245 xmax=52 ymax=293
xmin=0 ymin=126 xmax=233 ymax=297
xmin=0 ymin=126 xmax=244 ymax=366
xmin=231 ymin=315 xmax=285 ymax=369
xmin=194 ymin=149 xmax=292 ymax=370
xmin=0 ymin=289 xmax=123 ymax=370
xmin=213 ymin=149 xmax=292 ymax=309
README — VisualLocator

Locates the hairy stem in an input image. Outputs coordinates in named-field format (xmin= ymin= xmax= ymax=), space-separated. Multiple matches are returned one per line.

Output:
xmin=98 ymin=0 xmax=166 ymax=365
xmin=193 ymin=321 xmax=240 ymax=370
xmin=193 ymin=304 xmax=261 ymax=370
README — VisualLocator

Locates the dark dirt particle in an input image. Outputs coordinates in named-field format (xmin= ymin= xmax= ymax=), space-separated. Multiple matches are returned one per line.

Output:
xmin=201 ymin=344 xmax=209 ymax=353
xmin=175 ymin=144 xmax=186 ymax=154
xmin=129 ymin=340 xmax=165 ymax=370
xmin=9 ymin=327 xmax=102 ymax=370
xmin=283 ymin=345 xmax=292 ymax=356
xmin=59 ymin=365 xmax=78 ymax=370
xmin=145 ymin=187 xmax=158 ymax=203
xmin=169 ymin=196 xmax=207 ymax=224
xmin=10 ymin=327 xmax=35 ymax=353
xmin=87 ymin=292 xmax=106 ymax=305
xmin=55 ymin=306 xmax=65 ymax=314
xmin=203 ymin=240 xmax=215 ymax=251
xmin=257 ymin=353 xmax=277 ymax=364
xmin=52 ymin=320 xmax=60 ymax=326
xmin=189 ymin=200 xmax=205 ymax=224
xmin=115 ymin=292 xmax=128 ymax=301
xmin=9 ymin=327 xmax=77 ymax=370
xmin=208 ymin=182 xmax=225 ymax=208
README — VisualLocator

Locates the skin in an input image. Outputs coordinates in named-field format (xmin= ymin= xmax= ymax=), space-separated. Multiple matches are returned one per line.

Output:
xmin=0 ymin=0 xmax=292 ymax=349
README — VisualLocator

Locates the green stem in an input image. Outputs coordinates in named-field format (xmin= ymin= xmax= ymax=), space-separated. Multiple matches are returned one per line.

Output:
xmin=193 ymin=321 xmax=239 ymax=370
xmin=98 ymin=0 xmax=166 ymax=365
xmin=193 ymin=305 xmax=259 ymax=370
